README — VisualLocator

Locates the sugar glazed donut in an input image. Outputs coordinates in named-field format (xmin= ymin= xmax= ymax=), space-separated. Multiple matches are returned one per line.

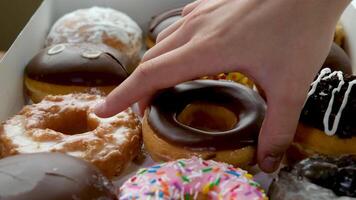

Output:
xmin=24 ymin=43 xmax=129 ymax=103
xmin=0 ymin=153 xmax=117 ymax=200
xmin=45 ymin=7 xmax=143 ymax=73
xmin=119 ymin=157 xmax=267 ymax=200
xmin=143 ymin=80 xmax=266 ymax=168
xmin=0 ymin=93 xmax=141 ymax=178
xmin=286 ymin=68 xmax=356 ymax=165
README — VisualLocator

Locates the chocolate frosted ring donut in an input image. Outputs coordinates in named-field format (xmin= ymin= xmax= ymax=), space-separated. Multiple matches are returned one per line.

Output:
xmin=143 ymin=80 xmax=265 ymax=166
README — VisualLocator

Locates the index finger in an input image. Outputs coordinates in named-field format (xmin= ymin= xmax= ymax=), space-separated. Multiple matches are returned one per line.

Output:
xmin=94 ymin=43 xmax=220 ymax=117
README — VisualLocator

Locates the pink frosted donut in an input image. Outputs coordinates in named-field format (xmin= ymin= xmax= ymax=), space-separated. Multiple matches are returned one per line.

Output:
xmin=119 ymin=157 xmax=267 ymax=200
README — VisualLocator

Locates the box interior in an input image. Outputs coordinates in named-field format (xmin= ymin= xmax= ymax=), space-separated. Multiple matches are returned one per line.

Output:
xmin=0 ymin=0 xmax=355 ymax=121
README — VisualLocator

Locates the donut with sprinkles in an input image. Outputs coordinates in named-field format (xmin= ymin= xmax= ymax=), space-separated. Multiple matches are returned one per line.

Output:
xmin=118 ymin=157 xmax=267 ymax=200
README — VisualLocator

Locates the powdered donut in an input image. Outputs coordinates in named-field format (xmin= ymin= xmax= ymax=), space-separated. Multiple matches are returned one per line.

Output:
xmin=45 ymin=7 xmax=143 ymax=73
xmin=0 ymin=93 xmax=142 ymax=178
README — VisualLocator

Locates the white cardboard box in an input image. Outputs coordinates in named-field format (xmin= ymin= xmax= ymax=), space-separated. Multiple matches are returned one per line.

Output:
xmin=0 ymin=0 xmax=355 ymax=120
xmin=0 ymin=0 xmax=355 ymax=191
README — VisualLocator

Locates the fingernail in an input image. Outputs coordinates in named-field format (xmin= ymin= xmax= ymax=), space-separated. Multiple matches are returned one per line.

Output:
xmin=94 ymin=100 xmax=105 ymax=116
xmin=262 ymin=154 xmax=282 ymax=172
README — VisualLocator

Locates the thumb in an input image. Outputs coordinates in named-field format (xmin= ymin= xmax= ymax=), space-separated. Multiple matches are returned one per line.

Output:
xmin=257 ymin=95 xmax=304 ymax=172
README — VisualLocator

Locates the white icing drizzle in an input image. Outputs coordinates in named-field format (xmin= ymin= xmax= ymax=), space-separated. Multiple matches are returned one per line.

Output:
xmin=306 ymin=68 xmax=355 ymax=136
xmin=322 ymin=71 xmax=345 ymax=135
xmin=47 ymin=44 xmax=65 ymax=55
xmin=324 ymin=79 xmax=356 ymax=136
xmin=307 ymin=68 xmax=331 ymax=97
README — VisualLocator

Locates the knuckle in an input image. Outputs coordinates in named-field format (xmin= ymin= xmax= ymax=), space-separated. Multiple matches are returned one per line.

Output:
xmin=182 ymin=4 xmax=191 ymax=16
xmin=136 ymin=62 xmax=154 ymax=80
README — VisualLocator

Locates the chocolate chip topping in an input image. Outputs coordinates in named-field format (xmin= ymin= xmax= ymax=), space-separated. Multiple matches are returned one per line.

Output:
xmin=147 ymin=80 xmax=266 ymax=150
xmin=294 ymin=155 xmax=356 ymax=197
xmin=0 ymin=153 xmax=117 ymax=200
xmin=25 ymin=43 xmax=129 ymax=86
xmin=301 ymin=69 xmax=356 ymax=138
xmin=148 ymin=8 xmax=183 ymax=42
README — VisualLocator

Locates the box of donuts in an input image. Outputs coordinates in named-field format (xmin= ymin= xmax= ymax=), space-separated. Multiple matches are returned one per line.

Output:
xmin=0 ymin=0 xmax=356 ymax=199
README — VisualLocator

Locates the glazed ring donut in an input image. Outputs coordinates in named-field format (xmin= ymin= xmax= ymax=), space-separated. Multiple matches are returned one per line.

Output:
xmin=143 ymin=80 xmax=265 ymax=167
xmin=0 ymin=93 xmax=142 ymax=178
xmin=119 ymin=157 xmax=267 ymax=200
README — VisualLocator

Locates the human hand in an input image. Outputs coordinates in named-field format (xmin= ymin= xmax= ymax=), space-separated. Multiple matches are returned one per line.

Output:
xmin=95 ymin=0 xmax=350 ymax=172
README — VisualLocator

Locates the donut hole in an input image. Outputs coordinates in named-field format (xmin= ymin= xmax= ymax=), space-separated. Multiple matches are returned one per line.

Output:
xmin=177 ymin=102 xmax=238 ymax=132
xmin=45 ymin=109 xmax=99 ymax=135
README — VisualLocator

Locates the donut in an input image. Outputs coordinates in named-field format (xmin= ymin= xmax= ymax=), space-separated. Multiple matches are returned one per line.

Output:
xmin=202 ymin=72 xmax=255 ymax=89
xmin=143 ymin=80 xmax=266 ymax=168
xmin=322 ymin=42 xmax=352 ymax=74
xmin=24 ymin=43 xmax=129 ymax=103
xmin=0 ymin=51 xmax=5 ymax=59
xmin=334 ymin=22 xmax=346 ymax=49
xmin=147 ymin=8 xmax=254 ymax=88
xmin=0 ymin=93 xmax=142 ymax=178
xmin=119 ymin=157 xmax=267 ymax=200
xmin=45 ymin=7 xmax=143 ymax=73
xmin=0 ymin=152 xmax=117 ymax=200
xmin=286 ymin=68 xmax=356 ymax=165
xmin=146 ymin=8 xmax=182 ymax=49
xmin=269 ymin=155 xmax=356 ymax=199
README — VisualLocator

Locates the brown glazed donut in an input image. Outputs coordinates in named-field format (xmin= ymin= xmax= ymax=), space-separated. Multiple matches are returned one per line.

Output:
xmin=146 ymin=8 xmax=183 ymax=48
xmin=24 ymin=43 xmax=129 ymax=103
xmin=143 ymin=80 xmax=266 ymax=168
xmin=322 ymin=42 xmax=352 ymax=74
xmin=0 ymin=153 xmax=117 ymax=200
xmin=334 ymin=22 xmax=346 ymax=49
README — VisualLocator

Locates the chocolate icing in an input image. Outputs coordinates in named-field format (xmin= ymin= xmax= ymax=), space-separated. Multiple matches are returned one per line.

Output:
xmin=270 ymin=155 xmax=356 ymax=199
xmin=322 ymin=42 xmax=352 ymax=74
xmin=25 ymin=43 xmax=129 ymax=86
xmin=147 ymin=80 xmax=266 ymax=150
xmin=0 ymin=153 xmax=117 ymax=200
xmin=148 ymin=8 xmax=183 ymax=42
xmin=301 ymin=69 xmax=356 ymax=138
xmin=296 ymin=155 xmax=356 ymax=197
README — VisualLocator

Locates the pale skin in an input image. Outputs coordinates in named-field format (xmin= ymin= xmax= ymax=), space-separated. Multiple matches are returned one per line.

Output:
xmin=95 ymin=0 xmax=351 ymax=172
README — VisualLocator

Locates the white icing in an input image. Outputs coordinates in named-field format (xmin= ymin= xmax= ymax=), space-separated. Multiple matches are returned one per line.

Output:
xmin=307 ymin=68 xmax=331 ymax=97
xmin=81 ymin=49 xmax=102 ymax=59
xmin=322 ymin=71 xmax=345 ymax=135
xmin=47 ymin=44 xmax=65 ymax=55
xmin=319 ymin=91 xmax=327 ymax=96
xmin=306 ymin=68 xmax=355 ymax=136
xmin=46 ymin=7 xmax=142 ymax=60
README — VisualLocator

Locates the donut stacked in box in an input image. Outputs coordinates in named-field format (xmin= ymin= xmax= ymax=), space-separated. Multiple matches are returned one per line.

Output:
xmin=0 ymin=3 xmax=356 ymax=200
xmin=1 ymin=6 xmax=143 ymax=185
xmin=25 ymin=7 xmax=143 ymax=103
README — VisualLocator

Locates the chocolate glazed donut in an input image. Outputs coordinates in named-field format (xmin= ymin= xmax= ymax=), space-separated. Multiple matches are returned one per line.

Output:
xmin=143 ymin=80 xmax=266 ymax=167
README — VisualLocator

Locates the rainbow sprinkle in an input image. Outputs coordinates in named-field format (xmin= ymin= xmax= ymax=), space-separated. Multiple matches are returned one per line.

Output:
xmin=119 ymin=157 xmax=268 ymax=200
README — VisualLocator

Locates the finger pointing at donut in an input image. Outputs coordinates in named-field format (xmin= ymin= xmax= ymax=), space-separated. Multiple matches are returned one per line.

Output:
xmin=94 ymin=42 xmax=223 ymax=118
xmin=95 ymin=0 xmax=350 ymax=172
